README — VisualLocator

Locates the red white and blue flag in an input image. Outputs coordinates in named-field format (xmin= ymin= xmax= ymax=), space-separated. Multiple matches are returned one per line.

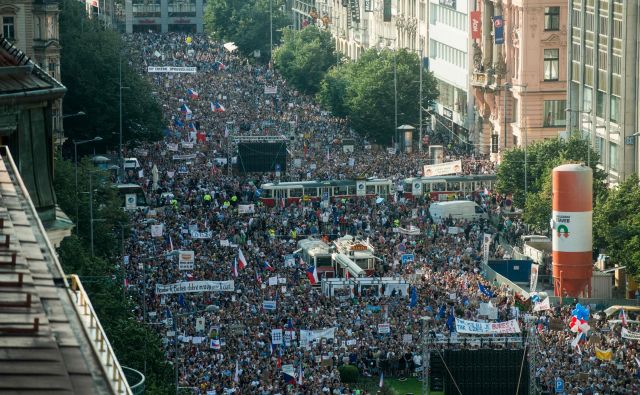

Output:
xmin=211 ymin=101 xmax=226 ymax=112
xmin=238 ymin=249 xmax=247 ymax=270
xmin=180 ymin=103 xmax=192 ymax=115
xmin=620 ymin=308 xmax=628 ymax=327
xmin=263 ymin=261 xmax=275 ymax=272
xmin=306 ymin=266 xmax=318 ymax=285
xmin=187 ymin=88 xmax=199 ymax=99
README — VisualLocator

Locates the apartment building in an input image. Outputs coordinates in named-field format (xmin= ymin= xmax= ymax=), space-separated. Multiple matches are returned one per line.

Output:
xmin=124 ymin=0 xmax=204 ymax=33
xmin=567 ymin=0 xmax=639 ymax=183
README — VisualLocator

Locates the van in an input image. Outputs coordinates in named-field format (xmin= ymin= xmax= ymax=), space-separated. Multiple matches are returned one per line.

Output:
xmin=115 ymin=183 xmax=148 ymax=210
xmin=428 ymin=201 xmax=487 ymax=223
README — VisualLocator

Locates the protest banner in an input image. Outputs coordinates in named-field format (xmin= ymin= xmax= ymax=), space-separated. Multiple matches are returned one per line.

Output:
xmin=423 ymin=160 xmax=462 ymax=176
xmin=622 ymin=327 xmax=640 ymax=340
xmin=190 ymin=230 xmax=213 ymax=239
xmin=173 ymin=154 xmax=198 ymax=160
xmin=377 ymin=323 xmax=391 ymax=334
xmin=178 ymin=250 xmax=195 ymax=270
xmin=148 ymin=66 xmax=197 ymax=73
xmin=155 ymin=281 xmax=235 ymax=294
xmin=454 ymin=318 xmax=521 ymax=334
xmin=150 ymin=224 xmax=164 ymax=237
xmin=271 ymin=328 xmax=283 ymax=344
xmin=238 ymin=204 xmax=255 ymax=214
xmin=263 ymin=300 xmax=277 ymax=311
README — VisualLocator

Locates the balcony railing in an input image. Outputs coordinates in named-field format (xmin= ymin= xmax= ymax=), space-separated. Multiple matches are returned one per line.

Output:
xmin=69 ymin=275 xmax=132 ymax=395
xmin=133 ymin=4 xmax=161 ymax=17
xmin=168 ymin=3 xmax=196 ymax=17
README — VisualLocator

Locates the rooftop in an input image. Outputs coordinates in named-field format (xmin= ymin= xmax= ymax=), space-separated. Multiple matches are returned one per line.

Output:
xmin=0 ymin=146 xmax=130 ymax=394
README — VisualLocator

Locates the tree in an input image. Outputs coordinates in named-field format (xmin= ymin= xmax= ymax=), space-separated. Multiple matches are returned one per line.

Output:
xmin=204 ymin=0 xmax=291 ymax=61
xmin=593 ymin=174 xmax=640 ymax=278
xmin=60 ymin=0 xmax=163 ymax=149
xmin=274 ymin=26 xmax=338 ymax=93
xmin=496 ymin=136 xmax=607 ymax=210
xmin=318 ymin=48 xmax=439 ymax=144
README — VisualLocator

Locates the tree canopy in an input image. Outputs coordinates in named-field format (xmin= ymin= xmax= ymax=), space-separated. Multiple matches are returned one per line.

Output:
xmin=318 ymin=48 xmax=439 ymax=144
xmin=59 ymin=0 xmax=163 ymax=148
xmin=593 ymin=174 xmax=640 ymax=278
xmin=273 ymin=26 xmax=338 ymax=94
xmin=204 ymin=0 xmax=291 ymax=61
xmin=496 ymin=136 xmax=607 ymax=214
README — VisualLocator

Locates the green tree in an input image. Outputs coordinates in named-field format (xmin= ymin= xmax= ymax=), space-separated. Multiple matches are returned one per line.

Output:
xmin=204 ymin=0 xmax=291 ymax=61
xmin=593 ymin=174 xmax=640 ymax=278
xmin=496 ymin=136 xmax=607 ymax=210
xmin=318 ymin=48 xmax=439 ymax=144
xmin=274 ymin=26 xmax=338 ymax=93
xmin=60 ymin=0 xmax=163 ymax=147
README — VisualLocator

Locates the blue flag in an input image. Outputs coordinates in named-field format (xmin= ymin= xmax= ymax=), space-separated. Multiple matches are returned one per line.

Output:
xmin=493 ymin=16 xmax=505 ymax=44
xmin=178 ymin=293 xmax=186 ymax=307
xmin=409 ymin=287 xmax=417 ymax=308
xmin=438 ymin=305 xmax=446 ymax=318
xmin=446 ymin=309 xmax=456 ymax=332
xmin=174 ymin=118 xmax=184 ymax=127
xmin=479 ymin=282 xmax=495 ymax=298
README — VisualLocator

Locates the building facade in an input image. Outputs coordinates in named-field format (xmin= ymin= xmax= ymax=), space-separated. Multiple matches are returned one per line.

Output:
xmin=428 ymin=0 xmax=474 ymax=147
xmin=124 ymin=0 xmax=204 ymax=34
xmin=0 ymin=0 xmax=62 ymax=132
xmin=567 ymin=0 xmax=638 ymax=183
xmin=470 ymin=0 xmax=568 ymax=157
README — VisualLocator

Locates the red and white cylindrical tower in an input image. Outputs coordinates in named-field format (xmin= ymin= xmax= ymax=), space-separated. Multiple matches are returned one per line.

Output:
xmin=552 ymin=164 xmax=593 ymax=297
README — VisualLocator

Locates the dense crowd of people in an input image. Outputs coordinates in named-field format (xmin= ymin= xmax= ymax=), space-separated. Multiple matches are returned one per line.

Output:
xmin=118 ymin=33 xmax=640 ymax=394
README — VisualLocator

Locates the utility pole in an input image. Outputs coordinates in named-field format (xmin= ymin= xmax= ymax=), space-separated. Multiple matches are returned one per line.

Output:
xmin=270 ymin=0 xmax=273 ymax=64
xmin=394 ymin=48 xmax=398 ymax=152
xmin=119 ymin=56 xmax=124 ymax=182
xmin=89 ymin=171 xmax=94 ymax=256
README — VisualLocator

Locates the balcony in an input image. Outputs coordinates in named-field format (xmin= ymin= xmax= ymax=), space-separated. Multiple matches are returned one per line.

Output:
xmin=471 ymin=71 xmax=495 ymax=88
xmin=133 ymin=4 xmax=161 ymax=18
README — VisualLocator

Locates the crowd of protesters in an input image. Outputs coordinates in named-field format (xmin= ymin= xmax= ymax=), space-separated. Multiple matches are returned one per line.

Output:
xmin=118 ymin=33 xmax=639 ymax=395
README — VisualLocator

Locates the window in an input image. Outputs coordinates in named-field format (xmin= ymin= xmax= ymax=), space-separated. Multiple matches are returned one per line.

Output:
xmin=419 ymin=2 xmax=426 ymax=22
xmin=544 ymin=49 xmax=560 ymax=81
xmin=2 ymin=16 xmax=14 ymax=40
xmin=610 ymin=96 xmax=620 ymax=123
xmin=583 ymin=87 xmax=593 ymax=112
xmin=543 ymin=100 xmax=567 ymax=127
xmin=595 ymin=136 xmax=605 ymax=161
xmin=48 ymin=61 xmax=56 ymax=79
xmin=609 ymin=142 xmax=618 ymax=170
xmin=545 ymin=7 xmax=560 ymax=30
xmin=596 ymin=90 xmax=605 ymax=118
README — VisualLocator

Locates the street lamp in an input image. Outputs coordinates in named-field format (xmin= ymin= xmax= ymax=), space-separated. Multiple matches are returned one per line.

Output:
xmin=73 ymin=137 xmax=103 ymax=223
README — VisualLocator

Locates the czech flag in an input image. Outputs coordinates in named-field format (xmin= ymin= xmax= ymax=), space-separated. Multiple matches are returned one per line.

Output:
xmin=620 ymin=308 xmax=628 ymax=327
xmin=282 ymin=367 xmax=296 ymax=385
xmin=263 ymin=261 xmax=275 ymax=272
xmin=306 ymin=266 xmax=318 ymax=285
xmin=213 ymin=101 xmax=226 ymax=112
xmin=238 ymin=249 xmax=247 ymax=270
xmin=180 ymin=104 xmax=192 ymax=115
xmin=187 ymin=88 xmax=199 ymax=99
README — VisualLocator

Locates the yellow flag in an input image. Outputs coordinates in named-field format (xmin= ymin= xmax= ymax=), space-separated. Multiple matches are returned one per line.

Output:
xmin=186 ymin=36 xmax=192 ymax=44
xmin=595 ymin=347 xmax=612 ymax=361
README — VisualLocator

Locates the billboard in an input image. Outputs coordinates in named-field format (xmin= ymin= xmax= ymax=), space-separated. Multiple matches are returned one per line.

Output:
xmin=423 ymin=160 xmax=462 ymax=177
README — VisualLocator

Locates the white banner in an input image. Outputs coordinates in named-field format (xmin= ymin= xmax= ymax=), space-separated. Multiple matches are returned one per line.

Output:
xmin=551 ymin=211 xmax=593 ymax=252
xmin=356 ymin=181 xmax=366 ymax=196
xmin=299 ymin=327 xmax=337 ymax=346
xmin=377 ymin=323 xmax=391 ymax=334
xmin=238 ymin=204 xmax=255 ymax=214
xmin=264 ymin=86 xmax=277 ymax=94
xmin=155 ymin=281 xmax=235 ymax=294
xmin=196 ymin=317 xmax=205 ymax=332
xmin=178 ymin=250 xmax=195 ymax=270
xmin=167 ymin=143 xmax=179 ymax=152
xmin=148 ymin=66 xmax=197 ymax=73
xmin=173 ymin=154 xmax=198 ymax=160
xmin=181 ymin=142 xmax=194 ymax=149
xmin=423 ymin=160 xmax=462 ymax=177
xmin=150 ymin=224 xmax=164 ymax=237
xmin=271 ymin=328 xmax=283 ymax=344
xmin=533 ymin=297 xmax=551 ymax=312
xmin=621 ymin=327 xmax=640 ymax=340
xmin=455 ymin=318 xmax=521 ymax=334
xmin=190 ymin=230 xmax=212 ymax=239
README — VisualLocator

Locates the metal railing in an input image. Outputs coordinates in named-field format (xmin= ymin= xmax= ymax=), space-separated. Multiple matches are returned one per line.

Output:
xmin=69 ymin=275 xmax=132 ymax=395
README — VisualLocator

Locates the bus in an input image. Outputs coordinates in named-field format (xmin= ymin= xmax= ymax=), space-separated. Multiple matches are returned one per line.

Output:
xmin=115 ymin=183 xmax=148 ymax=210
xmin=402 ymin=174 xmax=497 ymax=201
xmin=259 ymin=178 xmax=393 ymax=207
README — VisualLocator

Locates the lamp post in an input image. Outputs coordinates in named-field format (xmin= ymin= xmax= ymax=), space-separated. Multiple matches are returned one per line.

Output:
xmin=58 ymin=111 xmax=86 ymax=149
xmin=73 ymin=137 xmax=103 ymax=223
xmin=119 ymin=56 xmax=131 ymax=183
xmin=270 ymin=0 xmax=273 ymax=64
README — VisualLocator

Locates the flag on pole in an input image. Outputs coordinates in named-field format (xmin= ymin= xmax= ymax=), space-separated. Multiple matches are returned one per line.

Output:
xmin=169 ymin=235 xmax=174 ymax=251
xmin=232 ymin=257 xmax=238 ymax=277
xmin=234 ymin=360 xmax=240 ymax=383
xmin=263 ymin=261 xmax=275 ymax=272
xmin=306 ymin=266 xmax=318 ymax=285
xmin=238 ymin=249 xmax=247 ymax=270
xmin=256 ymin=271 xmax=263 ymax=284
xmin=212 ymin=101 xmax=226 ymax=112
xmin=379 ymin=372 xmax=384 ymax=388
xmin=180 ymin=104 xmax=192 ymax=115
xmin=619 ymin=308 xmax=627 ymax=327
xmin=297 ymin=364 xmax=304 ymax=385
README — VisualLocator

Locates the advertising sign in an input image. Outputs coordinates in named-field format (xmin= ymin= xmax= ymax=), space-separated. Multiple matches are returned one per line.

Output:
xmin=493 ymin=16 xmax=505 ymax=44
xmin=471 ymin=11 xmax=482 ymax=40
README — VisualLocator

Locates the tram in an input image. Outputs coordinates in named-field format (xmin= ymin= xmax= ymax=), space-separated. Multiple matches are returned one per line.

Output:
xmin=402 ymin=174 xmax=497 ymax=201
xmin=259 ymin=178 xmax=393 ymax=207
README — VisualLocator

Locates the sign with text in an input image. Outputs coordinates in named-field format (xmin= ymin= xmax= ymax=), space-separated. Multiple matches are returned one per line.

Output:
xmin=423 ymin=160 xmax=462 ymax=177
xmin=470 ymin=11 xmax=482 ymax=40
xmin=155 ymin=280 xmax=235 ymax=294
xmin=178 ymin=250 xmax=195 ymax=270
xmin=148 ymin=66 xmax=197 ymax=73
xmin=455 ymin=318 xmax=521 ymax=334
